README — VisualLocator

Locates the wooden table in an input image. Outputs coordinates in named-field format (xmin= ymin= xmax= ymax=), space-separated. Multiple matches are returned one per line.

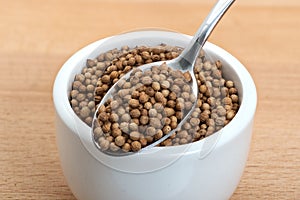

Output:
xmin=1 ymin=0 xmax=299 ymax=199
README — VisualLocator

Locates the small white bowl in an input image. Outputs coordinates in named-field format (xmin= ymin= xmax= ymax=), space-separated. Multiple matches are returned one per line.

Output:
xmin=53 ymin=30 xmax=257 ymax=200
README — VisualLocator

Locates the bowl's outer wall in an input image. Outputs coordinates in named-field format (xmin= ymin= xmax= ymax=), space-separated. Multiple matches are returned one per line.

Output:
xmin=53 ymin=30 xmax=257 ymax=200
xmin=56 ymin=113 xmax=254 ymax=200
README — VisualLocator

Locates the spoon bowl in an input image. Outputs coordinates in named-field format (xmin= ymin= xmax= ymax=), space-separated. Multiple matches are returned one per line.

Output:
xmin=92 ymin=60 xmax=198 ymax=156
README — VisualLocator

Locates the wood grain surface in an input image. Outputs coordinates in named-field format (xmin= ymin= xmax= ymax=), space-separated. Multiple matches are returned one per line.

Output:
xmin=0 ymin=0 xmax=299 ymax=199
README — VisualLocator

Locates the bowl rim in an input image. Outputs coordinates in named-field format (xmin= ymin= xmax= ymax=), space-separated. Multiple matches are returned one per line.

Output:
xmin=53 ymin=30 xmax=257 ymax=172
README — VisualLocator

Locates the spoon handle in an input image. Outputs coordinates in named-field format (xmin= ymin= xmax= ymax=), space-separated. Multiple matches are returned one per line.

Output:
xmin=178 ymin=0 xmax=235 ymax=68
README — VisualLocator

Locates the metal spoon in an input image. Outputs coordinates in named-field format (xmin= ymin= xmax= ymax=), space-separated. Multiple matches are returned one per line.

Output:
xmin=92 ymin=0 xmax=235 ymax=156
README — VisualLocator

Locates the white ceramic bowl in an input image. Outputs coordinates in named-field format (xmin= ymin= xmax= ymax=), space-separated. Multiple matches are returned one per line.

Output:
xmin=53 ymin=30 xmax=257 ymax=200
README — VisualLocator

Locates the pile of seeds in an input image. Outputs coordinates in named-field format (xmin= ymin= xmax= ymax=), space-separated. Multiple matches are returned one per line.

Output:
xmin=69 ymin=44 xmax=240 ymax=152
xmin=93 ymin=63 xmax=196 ymax=152
xmin=70 ymin=45 xmax=183 ymax=126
